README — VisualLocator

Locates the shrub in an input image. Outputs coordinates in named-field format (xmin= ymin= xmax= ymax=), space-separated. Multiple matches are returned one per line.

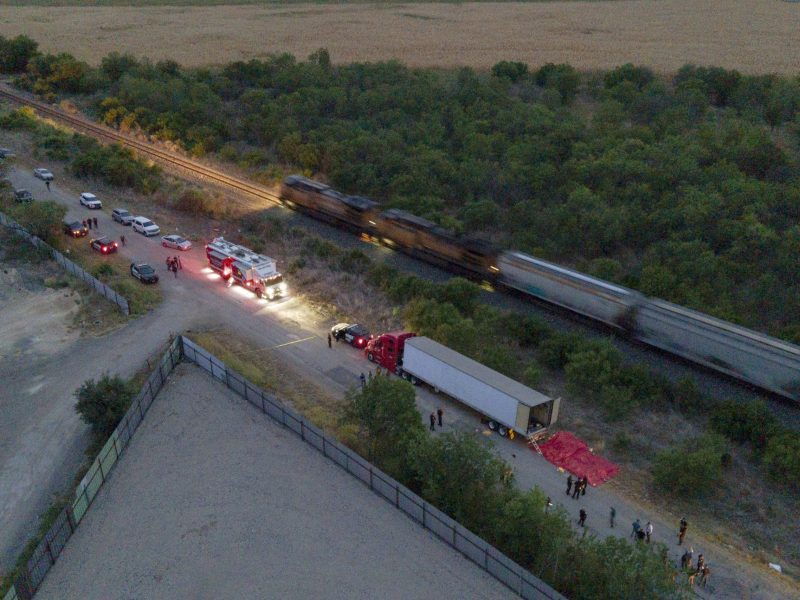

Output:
xmin=564 ymin=340 xmax=623 ymax=397
xmin=0 ymin=35 xmax=38 ymax=73
xmin=70 ymin=142 xmax=162 ymax=194
xmin=91 ymin=263 xmax=115 ymax=279
xmin=763 ymin=431 xmax=800 ymax=483
xmin=522 ymin=363 xmax=542 ymax=387
xmin=173 ymin=188 xmax=223 ymax=217
xmin=537 ymin=332 xmax=584 ymax=369
xmin=710 ymin=399 xmax=777 ymax=450
xmin=9 ymin=200 xmax=65 ymax=245
xmin=652 ymin=433 xmax=728 ymax=497
xmin=74 ymin=374 xmax=133 ymax=439
xmin=534 ymin=63 xmax=581 ymax=103
xmin=491 ymin=60 xmax=528 ymax=83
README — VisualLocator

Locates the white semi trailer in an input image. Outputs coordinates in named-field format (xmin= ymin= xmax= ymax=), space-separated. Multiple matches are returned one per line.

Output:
xmin=399 ymin=336 xmax=560 ymax=437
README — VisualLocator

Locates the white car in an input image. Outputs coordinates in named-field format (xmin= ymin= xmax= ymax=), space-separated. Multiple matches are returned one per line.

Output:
xmin=132 ymin=216 xmax=160 ymax=236
xmin=33 ymin=168 xmax=54 ymax=181
xmin=161 ymin=234 xmax=192 ymax=251
xmin=112 ymin=208 xmax=134 ymax=225
xmin=80 ymin=192 xmax=102 ymax=209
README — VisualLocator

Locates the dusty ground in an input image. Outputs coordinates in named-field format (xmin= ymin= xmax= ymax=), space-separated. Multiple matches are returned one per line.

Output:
xmin=0 ymin=1 xmax=799 ymax=74
xmin=35 ymin=364 xmax=516 ymax=600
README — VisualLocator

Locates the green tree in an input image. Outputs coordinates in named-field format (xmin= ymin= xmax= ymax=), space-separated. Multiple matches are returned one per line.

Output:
xmin=491 ymin=60 xmax=528 ymax=83
xmin=763 ymin=431 xmax=800 ymax=483
xmin=74 ymin=374 xmax=133 ymax=439
xmin=10 ymin=200 xmax=65 ymax=245
xmin=341 ymin=376 xmax=424 ymax=470
xmin=652 ymin=433 xmax=728 ymax=497
xmin=409 ymin=432 xmax=511 ymax=537
xmin=0 ymin=34 xmax=38 ymax=73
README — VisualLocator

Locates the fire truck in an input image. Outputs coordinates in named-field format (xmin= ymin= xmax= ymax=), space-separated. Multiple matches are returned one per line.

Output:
xmin=205 ymin=237 xmax=286 ymax=299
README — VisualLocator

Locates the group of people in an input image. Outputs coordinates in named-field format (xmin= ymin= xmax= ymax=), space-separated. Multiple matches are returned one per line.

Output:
xmin=83 ymin=217 xmax=98 ymax=230
xmin=429 ymin=408 xmax=443 ymax=431
xmin=680 ymin=547 xmax=711 ymax=587
xmin=166 ymin=255 xmax=182 ymax=277
xmin=630 ymin=518 xmax=655 ymax=543
xmin=565 ymin=474 xmax=588 ymax=499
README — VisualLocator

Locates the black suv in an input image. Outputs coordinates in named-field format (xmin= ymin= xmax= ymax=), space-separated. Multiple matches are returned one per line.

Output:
xmin=63 ymin=220 xmax=88 ymax=238
xmin=330 ymin=323 xmax=372 ymax=348
xmin=130 ymin=262 xmax=159 ymax=284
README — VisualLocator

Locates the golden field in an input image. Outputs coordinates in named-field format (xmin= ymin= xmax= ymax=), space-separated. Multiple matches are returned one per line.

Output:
xmin=1 ymin=1 xmax=799 ymax=74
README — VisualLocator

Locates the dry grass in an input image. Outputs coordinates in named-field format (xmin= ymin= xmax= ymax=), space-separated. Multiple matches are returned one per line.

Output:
xmin=1 ymin=1 xmax=800 ymax=74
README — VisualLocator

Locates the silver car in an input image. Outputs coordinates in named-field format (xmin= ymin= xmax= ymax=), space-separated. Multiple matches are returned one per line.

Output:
xmin=33 ymin=167 xmax=54 ymax=181
xmin=161 ymin=234 xmax=192 ymax=251
xmin=80 ymin=192 xmax=102 ymax=209
xmin=112 ymin=208 xmax=134 ymax=225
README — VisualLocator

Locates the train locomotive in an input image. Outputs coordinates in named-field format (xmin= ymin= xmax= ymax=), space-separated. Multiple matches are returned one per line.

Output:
xmin=280 ymin=175 xmax=800 ymax=401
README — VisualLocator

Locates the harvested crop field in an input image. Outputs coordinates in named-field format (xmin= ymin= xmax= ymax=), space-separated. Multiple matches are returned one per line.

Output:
xmin=2 ymin=1 xmax=800 ymax=74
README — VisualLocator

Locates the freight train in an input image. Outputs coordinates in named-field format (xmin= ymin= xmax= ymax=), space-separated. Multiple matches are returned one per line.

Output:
xmin=280 ymin=175 xmax=800 ymax=402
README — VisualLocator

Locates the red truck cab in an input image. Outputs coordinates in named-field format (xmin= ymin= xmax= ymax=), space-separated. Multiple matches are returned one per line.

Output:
xmin=365 ymin=331 xmax=417 ymax=373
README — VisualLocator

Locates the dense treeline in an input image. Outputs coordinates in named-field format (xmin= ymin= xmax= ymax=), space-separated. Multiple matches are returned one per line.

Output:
xmin=3 ymin=35 xmax=800 ymax=341
xmin=342 ymin=376 xmax=684 ymax=599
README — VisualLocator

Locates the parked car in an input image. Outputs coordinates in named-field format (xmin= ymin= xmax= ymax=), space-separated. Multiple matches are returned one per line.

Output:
xmin=33 ymin=168 xmax=54 ymax=181
xmin=130 ymin=262 xmax=159 ymax=284
xmin=90 ymin=236 xmax=119 ymax=254
xmin=161 ymin=234 xmax=192 ymax=251
xmin=63 ymin=219 xmax=88 ymax=238
xmin=330 ymin=323 xmax=372 ymax=348
xmin=80 ymin=192 xmax=102 ymax=209
xmin=132 ymin=216 xmax=160 ymax=236
xmin=0 ymin=148 xmax=15 ymax=159
xmin=111 ymin=208 xmax=134 ymax=225
xmin=14 ymin=189 xmax=32 ymax=203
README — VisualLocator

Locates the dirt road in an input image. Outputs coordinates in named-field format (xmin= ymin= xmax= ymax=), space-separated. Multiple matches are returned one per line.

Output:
xmin=3 ymin=164 xmax=795 ymax=597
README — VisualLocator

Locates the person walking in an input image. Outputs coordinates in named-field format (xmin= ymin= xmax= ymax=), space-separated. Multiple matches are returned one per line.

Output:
xmin=175 ymin=256 xmax=182 ymax=270
xmin=678 ymin=518 xmax=688 ymax=545
xmin=645 ymin=521 xmax=653 ymax=543
xmin=87 ymin=218 xmax=92 ymax=231
xmin=581 ymin=475 xmax=588 ymax=496
xmin=631 ymin=518 xmax=641 ymax=539
xmin=82 ymin=219 xmax=88 ymax=230
xmin=437 ymin=407 xmax=443 ymax=427
xmin=171 ymin=262 xmax=178 ymax=278
xmin=566 ymin=475 xmax=573 ymax=496
xmin=93 ymin=217 xmax=98 ymax=229
xmin=45 ymin=180 xmax=50 ymax=191
xmin=680 ymin=549 xmax=691 ymax=570
xmin=609 ymin=506 xmax=616 ymax=528
xmin=166 ymin=256 xmax=172 ymax=269
xmin=120 ymin=234 xmax=126 ymax=247
xmin=327 ymin=333 xmax=332 ymax=348
xmin=429 ymin=412 xmax=436 ymax=431
xmin=578 ymin=508 xmax=587 ymax=527
xmin=359 ymin=373 xmax=366 ymax=388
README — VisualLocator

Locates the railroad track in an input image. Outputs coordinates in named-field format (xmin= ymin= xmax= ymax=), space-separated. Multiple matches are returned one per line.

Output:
xmin=0 ymin=85 xmax=282 ymax=207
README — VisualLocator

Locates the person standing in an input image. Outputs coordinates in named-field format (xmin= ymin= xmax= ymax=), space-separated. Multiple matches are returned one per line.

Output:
xmin=45 ymin=180 xmax=50 ymax=191
xmin=700 ymin=565 xmax=710 ymax=588
xmin=429 ymin=412 xmax=436 ymax=431
xmin=166 ymin=256 xmax=172 ymax=270
xmin=678 ymin=518 xmax=688 ymax=545
xmin=93 ymin=217 xmax=98 ymax=229
xmin=609 ymin=506 xmax=616 ymax=528
xmin=566 ymin=475 xmax=573 ymax=496
xmin=572 ymin=478 xmax=582 ymax=499
xmin=695 ymin=554 xmax=705 ymax=574
xmin=172 ymin=262 xmax=178 ymax=278
xmin=359 ymin=373 xmax=366 ymax=388
xmin=581 ymin=476 xmax=588 ymax=496
xmin=82 ymin=219 xmax=88 ymax=230
xmin=120 ymin=234 xmax=126 ymax=247
xmin=175 ymin=256 xmax=182 ymax=270
xmin=680 ymin=550 xmax=691 ymax=570
xmin=545 ymin=497 xmax=553 ymax=513
xmin=631 ymin=518 xmax=641 ymax=539
xmin=578 ymin=508 xmax=587 ymax=527
xmin=437 ymin=407 xmax=443 ymax=427
xmin=645 ymin=521 xmax=653 ymax=543
xmin=327 ymin=333 xmax=332 ymax=348
xmin=87 ymin=218 xmax=92 ymax=231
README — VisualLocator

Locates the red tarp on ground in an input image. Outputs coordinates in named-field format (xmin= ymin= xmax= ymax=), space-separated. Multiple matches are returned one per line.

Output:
xmin=536 ymin=431 xmax=619 ymax=486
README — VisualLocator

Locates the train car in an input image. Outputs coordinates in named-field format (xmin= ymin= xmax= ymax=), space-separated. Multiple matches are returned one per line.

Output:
xmin=280 ymin=175 xmax=380 ymax=233
xmin=497 ymin=251 xmax=642 ymax=329
xmin=375 ymin=209 xmax=499 ymax=279
xmin=634 ymin=299 xmax=800 ymax=401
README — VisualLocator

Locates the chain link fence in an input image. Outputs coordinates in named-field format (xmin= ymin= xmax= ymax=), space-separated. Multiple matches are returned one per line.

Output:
xmin=0 ymin=211 xmax=130 ymax=315
xmin=181 ymin=337 xmax=565 ymax=600
xmin=4 ymin=336 xmax=562 ymax=600
xmin=4 ymin=337 xmax=182 ymax=600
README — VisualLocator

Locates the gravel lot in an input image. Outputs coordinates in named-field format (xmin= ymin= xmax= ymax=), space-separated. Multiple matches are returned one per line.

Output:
xmin=35 ymin=364 xmax=515 ymax=600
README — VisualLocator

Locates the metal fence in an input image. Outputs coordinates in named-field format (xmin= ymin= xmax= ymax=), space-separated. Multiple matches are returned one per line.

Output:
xmin=6 ymin=337 xmax=182 ymax=600
xmin=181 ymin=337 xmax=565 ymax=600
xmin=0 ymin=211 xmax=130 ymax=315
